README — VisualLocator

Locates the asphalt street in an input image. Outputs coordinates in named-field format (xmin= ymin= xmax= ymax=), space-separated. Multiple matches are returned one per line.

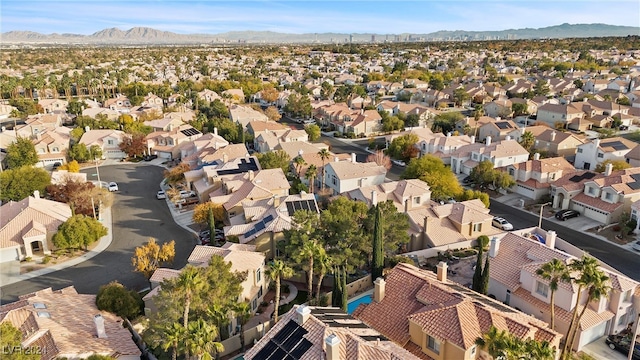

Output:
xmin=0 ymin=164 xmax=195 ymax=303
xmin=490 ymin=200 xmax=640 ymax=282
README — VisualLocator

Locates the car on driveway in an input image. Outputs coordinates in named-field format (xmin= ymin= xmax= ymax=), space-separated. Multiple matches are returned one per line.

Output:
xmin=492 ymin=217 xmax=514 ymax=231
xmin=179 ymin=190 xmax=196 ymax=199
xmin=392 ymin=159 xmax=406 ymax=167
xmin=554 ymin=209 xmax=580 ymax=221
xmin=156 ymin=190 xmax=166 ymax=200
xmin=143 ymin=154 xmax=158 ymax=161
xmin=108 ymin=182 xmax=119 ymax=192
xmin=605 ymin=334 xmax=640 ymax=360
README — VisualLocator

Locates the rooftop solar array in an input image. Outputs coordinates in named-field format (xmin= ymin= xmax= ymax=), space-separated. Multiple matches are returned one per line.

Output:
xmin=285 ymin=199 xmax=319 ymax=216
xmin=495 ymin=121 xmax=514 ymax=129
xmin=244 ymin=212 xmax=276 ymax=238
xmin=628 ymin=173 xmax=640 ymax=190
xmin=568 ymin=172 xmax=596 ymax=183
xmin=180 ymin=128 xmax=201 ymax=137
xmin=217 ymin=157 xmax=259 ymax=176
xmin=253 ymin=321 xmax=313 ymax=360
xmin=602 ymin=140 xmax=628 ymax=151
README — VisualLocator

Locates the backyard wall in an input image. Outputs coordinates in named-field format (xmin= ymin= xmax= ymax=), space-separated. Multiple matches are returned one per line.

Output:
xmin=402 ymin=239 xmax=476 ymax=261
xmin=219 ymin=320 xmax=273 ymax=357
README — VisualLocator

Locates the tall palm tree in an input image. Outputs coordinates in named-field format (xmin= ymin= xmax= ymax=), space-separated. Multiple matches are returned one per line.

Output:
xmin=233 ymin=301 xmax=252 ymax=352
xmin=206 ymin=303 xmax=230 ymax=345
xmin=305 ymin=165 xmax=317 ymax=193
xmin=318 ymin=148 xmax=330 ymax=191
xmin=524 ymin=339 xmax=556 ymax=360
xmin=294 ymin=156 xmax=306 ymax=178
xmin=475 ymin=326 xmax=508 ymax=359
xmin=565 ymin=267 xmax=610 ymax=358
xmin=536 ymin=258 xmax=570 ymax=331
xmin=160 ymin=322 xmax=185 ymax=360
xmin=560 ymin=255 xmax=599 ymax=359
xmin=184 ymin=318 xmax=223 ymax=360
xmin=294 ymin=240 xmax=324 ymax=302
xmin=314 ymin=252 xmax=332 ymax=304
xmin=176 ymin=265 xmax=205 ymax=329
xmin=266 ymin=260 xmax=294 ymax=323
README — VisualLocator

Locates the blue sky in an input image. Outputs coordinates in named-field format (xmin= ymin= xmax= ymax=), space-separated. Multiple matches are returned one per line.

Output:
xmin=2 ymin=1 xmax=639 ymax=35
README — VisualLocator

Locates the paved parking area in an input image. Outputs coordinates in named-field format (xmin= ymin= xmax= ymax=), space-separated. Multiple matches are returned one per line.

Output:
xmin=582 ymin=337 xmax=628 ymax=360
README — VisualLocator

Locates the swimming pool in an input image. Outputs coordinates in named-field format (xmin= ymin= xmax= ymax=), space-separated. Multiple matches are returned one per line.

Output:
xmin=347 ymin=291 xmax=373 ymax=314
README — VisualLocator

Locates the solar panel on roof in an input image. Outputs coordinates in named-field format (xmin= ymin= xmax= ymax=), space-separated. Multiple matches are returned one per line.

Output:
xmin=605 ymin=141 xmax=628 ymax=151
xmin=244 ymin=229 xmax=255 ymax=238
xmin=632 ymin=174 xmax=640 ymax=182
xmin=271 ymin=348 xmax=288 ymax=360
xmin=254 ymin=340 xmax=278 ymax=360
xmin=629 ymin=182 xmax=640 ymax=190
xmin=281 ymin=329 xmax=304 ymax=350
xmin=290 ymin=339 xmax=313 ymax=359
xmin=583 ymin=172 xmax=596 ymax=180
xmin=286 ymin=202 xmax=295 ymax=216
xmin=272 ymin=322 xmax=297 ymax=344
xmin=495 ymin=122 xmax=512 ymax=129
xmin=255 ymin=221 xmax=266 ymax=232
xmin=264 ymin=214 xmax=274 ymax=223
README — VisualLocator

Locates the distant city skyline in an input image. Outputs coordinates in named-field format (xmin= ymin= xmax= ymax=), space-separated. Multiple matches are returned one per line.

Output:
xmin=2 ymin=1 xmax=639 ymax=35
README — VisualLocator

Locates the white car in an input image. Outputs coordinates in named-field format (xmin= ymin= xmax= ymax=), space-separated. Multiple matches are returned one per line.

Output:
xmin=392 ymin=160 xmax=406 ymax=167
xmin=492 ymin=217 xmax=513 ymax=231
xmin=156 ymin=190 xmax=166 ymax=200
xmin=108 ymin=182 xmax=119 ymax=192
xmin=179 ymin=190 xmax=196 ymax=199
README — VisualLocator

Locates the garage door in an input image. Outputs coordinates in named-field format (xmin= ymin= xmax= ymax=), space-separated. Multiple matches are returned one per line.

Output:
xmin=0 ymin=247 xmax=20 ymax=263
xmin=580 ymin=320 xmax=608 ymax=348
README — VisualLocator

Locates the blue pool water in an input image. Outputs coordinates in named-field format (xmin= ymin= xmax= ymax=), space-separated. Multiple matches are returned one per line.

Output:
xmin=347 ymin=294 xmax=373 ymax=314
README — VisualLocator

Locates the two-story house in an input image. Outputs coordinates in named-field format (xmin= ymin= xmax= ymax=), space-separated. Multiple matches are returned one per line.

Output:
xmin=141 ymin=92 xmax=164 ymax=112
xmin=354 ymin=263 xmax=561 ymax=360
xmin=79 ymin=129 xmax=127 ymax=160
xmin=229 ymin=105 xmax=268 ymax=128
xmin=144 ymin=124 xmax=203 ymax=160
xmin=450 ymin=137 xmax=530 ymax=175
xmin=32 ymin=127 xmax=70 ymax=168
xmin=387 ymin=128 xmax=474 ymax=165
xmin=507 ymin=155 xmax=577 ymax=200
xmin=525 ymin=127 xmax=585 ymax=157
xmin=103 ymin=95 xmax=131 ymax=114
xmin=487 ymin=229 xmax=639 ymax=351
xmin=346 ymin=179 xmax=432 ymax=212
xmin=38 ymin=98 xmax=68 ymax=114
xmin=477 ymin=119 xmax=521 ymax=142
xmin=16 ymin=114 xmax=63 ymax=138
xmin=536 ymin=103 xmax=587 ymax=130
xmin=198 ymin=89 xmax=222 ymax=103
xmin=323 ymin=156 xmax=387 ymax=195
xmin=574 ymin=137 xmax=638 ymax=170
xmin=484 ymin=99 xmax=513 ymax=118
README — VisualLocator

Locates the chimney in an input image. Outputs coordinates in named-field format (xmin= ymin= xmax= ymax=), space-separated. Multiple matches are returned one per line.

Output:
xmin=374 ymin=277 xmax=386 ymax=302
xmin=85 ymin=126 xmax=90 ymax=132
xmin=296 ymin=305 xmax=311 ymax=325
xmin=214 ymin=127 xmax=218 ymax=136
xmin=94 ymin=314 xmax=107 ymax=338
xmin=351 ymin=153 xmax=356 ymax=163
xmin=505 ymin=135 xmax=511 ymax=141
xmin=545 ymin=230 xmax=557 ymax=249
xmin=404 ymin=198 xmax=409 ymax=213
xmin=470 ymin=135 xmax=475 ymax=144
xmin=533 ymin=153 xmax=541 ymax=160
xmin=489 ymin=236 xmax=500 ymax=258
xmin=423 ymin=217 xmax=429 ymax=234
xmin=334 ymin=156 xmax=340 ymax=162
xmin=550 ymin=131 xmax=556 ymax=142
xmin=436 ymin=261 xmax=448 ymax=283
xmin=273 ymin=195 xmax=281 ymax=207
xmin=248 ymin=170 xmax=255 ymax=181
xmin=325 ymin=334 xmax=341 ymax=360
xmin=298 ymin=149 xmax=304 ymax=156
xmin=222 ymin=153 xmax=228 ymax=163
xmin=371 ymin=190 xmax=378 ymax=206
xmin=33 ymin=190 xmax=40 ymax=199
xmin=594 ymin=138 xmax=601 ymax=148
xmin=604 ymin=162 xmax=613 ymax=176
xmin=1 ymin=126 xmax=5 ymax=132
xmin=485 ymin=136 xmax=492 ymax=146
xmin=447 ymin=132 xmax=452 ymax=138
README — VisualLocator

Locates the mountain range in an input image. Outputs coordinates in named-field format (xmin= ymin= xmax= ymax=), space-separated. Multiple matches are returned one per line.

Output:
xmin=2 ymin=23 xmax=639 ymax=45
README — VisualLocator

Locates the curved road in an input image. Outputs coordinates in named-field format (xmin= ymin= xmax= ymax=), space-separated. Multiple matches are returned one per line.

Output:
xmin=1 ymin=164 xmax=195 ymax=303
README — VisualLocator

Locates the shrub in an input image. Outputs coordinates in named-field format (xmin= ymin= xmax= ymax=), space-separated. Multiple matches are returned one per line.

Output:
xmin=96 ymin=281 xmax=143 ymax=319
xmin=42 ymin=255 xmax=52 ymax=264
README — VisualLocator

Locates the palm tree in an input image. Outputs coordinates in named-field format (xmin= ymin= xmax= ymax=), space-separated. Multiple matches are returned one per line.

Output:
xmin=305 ymin=165 xmax=317 ymax=193
xmin=294 ymin=240 xmax=324 ymax=302
xmin=206 ymin=303 xmax=230 ymax=360
xmin=185 ymin=318 xmax=224 ymax=360
xmin=176 ymin=265 xmax=205 ymax=329
xmin=318 ymin=148 xmax=330 ymax=191
xmin=560 ymin=255 xmax=599 ymax=359
xmin=519 ymin=130 xmax=536 ymax=152
xmin=524 ymin=339 xmax=556 ymax=360
xmin=266 ymin=260 xmax=294 ymax=323
xmin=475 ymin=326 xmax=508 ymax=359
xmin=233 ymin=301 xmax=252 ymax=352
xmin=536 ymin=258 xmax=570 ymax=331
xmin=160 ymin=322 xmax=185 ymax=360
xmin=294 ymin=156 xmax=306 ymax=178
xmin=314 ymin=252 xmax=332 ymax=304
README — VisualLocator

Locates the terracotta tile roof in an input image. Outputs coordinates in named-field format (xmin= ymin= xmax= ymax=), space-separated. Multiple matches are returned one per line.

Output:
xmin=187 ymin=245 xmax=264 ymax=276
xmin=591 ymin=167 xmax=640 ymax=195
xmin=326 ymin=161 xmax=387 ymax=180
xmin=149 ymin=268 xmax=181 ymax=284
xmin=572 ymin=193 xmax=623 ymax=213
xmin=552 ymin=170 xmax=604 ymax=192
xmin=513 ymin=157 xmax=576 ymax=174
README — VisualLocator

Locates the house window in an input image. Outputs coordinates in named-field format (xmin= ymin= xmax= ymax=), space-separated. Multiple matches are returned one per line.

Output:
xmin=508 ymin=168 xmax=515 ymax=176
xmin=587 ymin=187 xmax=595 ymax=195
xmin=414 ymin=197 xmax=420 ymax=205
xmin=252 ymin=298 xmax=257 ymax=310
xmin=473 ymin=223 xmax=482 ymax=232
xmin=107 ymin=140 xmax=114 ymax=145
xmin=472 ymin=153 xmax=478 ymax=160
xmin=618 ymin=315 xmax=626 ymax=326
xmin=256 ymin=268 xmax=261 ymax=282
xmin=258 ymin=286 xmax=263 ymax=298
xmin=535 ymin=281 xmax=549 ymax=297
xmin=604 ymin=192 xmax=613 ymax=201
xmin=470 ymin=346 xmax=476 ymax=356
xmin=550 ymin=173 xmax=556 ymax=180
xmin=52 ymin=147 xmax=59 ymax=152
xmin=331 ymin=175 xmax=337 ymax=186
xmin=623 ymin=290 xmax=632 ymax=302
xmin=597 ymin=153 xmax=604 ymax=158
xmin=427 ymin=336 xmax=441 ymax=354
xmin=577 ymin=148 xmax=583 ymax=153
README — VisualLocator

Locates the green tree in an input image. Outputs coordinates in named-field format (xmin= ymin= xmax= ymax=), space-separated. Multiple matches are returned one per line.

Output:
xmin=0 ymin=166 xmax=50 ymax=202
xmin=67 ymin=99 xmax=87 ymax=116
xmin=457 ymin=189 xmax=490 ymax=208
xmin=52 ymin=215 xmax=107 ymax=251
xmin=320 ymin=197 xmax=370 ymax=271
xmin=431 ymin=112 xmax=463 ymax=134
xmin=314 ymin=252 xmax=333 ymax=304
xmin=363 ymin=200 xmax=410 ymax=255
xmin=472 ymin=245 xmax=484 ymax=292
xmin=519 ymin=130 xmax=535 ymax=152
xmin=534 ymin=80 xmax=551 ymax=96
xmin=402 ymin=155 xmax=463 ymax=201
xmin=0 ymin=322 xmax=40 ymax=360
xmin=267 ymin=260 xmax=294 ymax=322
xmin=386 ymin=133 xmax=418 ymax=161
xmin=594 ymin=159 xmax=631 ymax=173
xmin=480 ymin=252 xmax=490 ymax=295
xmin=184 ymin=318 xmax=223 ymax=360
xmin=294 ymin=240 xmax=324 ymax=302
xmin=96 ymin=281 xmax=143 ymax=319
xmin=470 ymin=160 xmax=515 ymax=190
xmin=233 ymin=301 xmax=253 ymax=352
xmin=255 ymin=150 xmax=291 ymax=174
xmin=206 ymin=303 xmax=231 ymax=355
xmin=536 ymin=258 xmax=570 ymax=331
xmin=475 ymin=326 xmax=508 ymax=359
xmin=512 ymin=102 xmax=529 ymax=116
xmin=305 ymin=124 xmax=321 ymax=141
xmin=453 ymin=87 xmax=470 ymax=107
xmin=318 ymin=148 xmax=331 ymax=191
xmin=371 ymin=204 xmax=384 ymax=280
xmin=6 ymin=137 xmax=39 ymax=169
xmin=176 ymin=266 xmax=205 ymax=331
xmin=68 ymin=143 xmax=91 ymax=162
xmin=305 ymin=164 xmax=317 ymax=193
xmin=293 ymin=155 xmax=307 ymax=178
xmin=160 ymin=322 xmax=185 ymax=360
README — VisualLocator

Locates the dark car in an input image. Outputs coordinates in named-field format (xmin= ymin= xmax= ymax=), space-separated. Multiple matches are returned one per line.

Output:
xmin=462 ymin=176 xmax=474 ymax=184
xmin=605 ymin=334 xmax=640 ymax=360
xmin=52 ymin=162 xmax=62 ymax=170
xmin=143 ymin=154 xmax=158 ymax=161
xmin=619 ymin=125 xmax=630 ymax=131
xmin=554 ymin=209 xmax=580 ymax=221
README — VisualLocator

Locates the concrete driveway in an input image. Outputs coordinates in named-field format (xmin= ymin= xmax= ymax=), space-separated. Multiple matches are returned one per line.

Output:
xmin=1 ymin=164 xmax=196 ymax=303
xmin=582 ymin=336 xmax=628 ymax=360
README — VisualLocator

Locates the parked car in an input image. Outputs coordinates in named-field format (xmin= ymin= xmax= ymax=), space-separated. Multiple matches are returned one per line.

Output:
xmin=156 ymin=190 xmax=166 ymax=200
xmin=554 ymin=209 xmax=580 ymax=221
xmin=392 ymin=159 xmax=406 ymax=167
xmin=143 ymin=154 xmax=158 ymax=161
xmin=108 ymin=182 xmax=119 ymax=192
xmin=179 ymin=190 xmax=196 ymax=199
xmin=492 ymin=217 xmax=514 ymax=231
xmin=605 ymin=334 xmax=640 ymax=360
xmin=52 ymin=162 xmax=62 ymax=170
xmin=632 ymin=240 xmax=640 ymax=252
xmin=619 ymin=125 xmax=630 ymax=131
xmin=462 ymin=176 xmax=474 ymax=184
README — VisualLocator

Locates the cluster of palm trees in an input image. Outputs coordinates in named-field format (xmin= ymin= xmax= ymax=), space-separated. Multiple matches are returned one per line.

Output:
xmin=291 ymin=148 xmax=331 ymax=194
xmin=475 ymin=326 xmax=556 ymax=360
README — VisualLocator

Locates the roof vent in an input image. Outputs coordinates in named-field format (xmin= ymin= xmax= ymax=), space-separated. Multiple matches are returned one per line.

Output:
xmin=37 ymin=311 xmax=51 ymax=318
xmin=33 ymin=303 xmax=46 ymax=309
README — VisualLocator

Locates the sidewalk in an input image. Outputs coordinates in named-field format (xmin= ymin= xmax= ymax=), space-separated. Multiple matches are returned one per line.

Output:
xmin=159 ymin=179 xmax=198 ymax=237
xmin=0 ymin=207 xmax=114 ymax=287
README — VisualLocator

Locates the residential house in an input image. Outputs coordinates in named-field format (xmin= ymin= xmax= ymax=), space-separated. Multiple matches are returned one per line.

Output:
xmin=79 ymin=129 xmax=127 ymax=160
xmin=245 ymin=305 xmax=421 ymax=360
xmin=404 ymin=199 xmax=502 ymax=251
xmin=353 ymin=263 xmax=561 ymax=360
xmin=0 ymin=192 xmax=72 ymax=263
xmin=82 ymin=107 xmax=119 ymax=121
xmin=346 ymin=109 xmax=383 ymax=136
xmin=477 ymin=119 xmax=521 ymax=142
xmin=275 ymin=141 xmax=343 ymax=190
xmin=191 ymin=143 xmax=250 ymax=169
xmin=536 ymin=103 xmax=587 ymax=130
xmin=103 ymin=95 xmax=131 ymax=114
xmin=187 ymin=155 xmax=259 ymax=201
xmin=0 ymin=104 xmax=17 ymax=120
xmin=584 ymin=79 xmax=610 ymax=93
xmin=38 ymin=98 xmax=68 ymax=114
xmin=141 ymin=92 xmax=164 ymax=112
xmin=346 ymin=179 xmax=432 ymax=212
xmin=144 ymin=243 xmax=266 ymax=334
xmin=145 ymin=124 xmax=202 ymax=160
xmin=179 ymin=130 xmax=229 ymax=164
xmin=510 ymin=98 xmax=538 ymax=115
xmin=450 ymin=137 xmax=530 ymax=175
xmin=525 ymin=127 xmax=585 ymax=157
xmin=507 ymin=155 xmax=577 ymax=200
xmin=625 ymin=145 xmax=640 ymax=167
xmin=143 ymin=116 xmax=184 ymax=132
xmin=0 ymin=286 xmax=141 ymax=359
xmin=16 ymin=114 xmax=63 ymax=137
xmin=198 ymin=89 xmax=222 ymax=103
xmin=223 ymin=193 xmax=319 ymax=258
xmin=488 ymin=229 xmax=639 ymax=351
xmin=484 ymin=99 xmax=513 ymax=118
xmin=229 ymin=105 xmax=269 ymax=128
xmin=323 ymin=156 xmax=387 ymax=195
xmin=454 ymin=116 xmax=493 ymax=135
xmin=32 ymin=127 xmax=70 ymax=168
xmin=574 ymin=137 xmax=638 ymax=170
xmin=222 ymin=88 xmax=246 ymax=103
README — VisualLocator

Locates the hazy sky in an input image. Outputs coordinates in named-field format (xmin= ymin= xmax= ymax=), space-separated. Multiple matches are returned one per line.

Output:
xmin=2 ymin=0 xmax=639 ymax=35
